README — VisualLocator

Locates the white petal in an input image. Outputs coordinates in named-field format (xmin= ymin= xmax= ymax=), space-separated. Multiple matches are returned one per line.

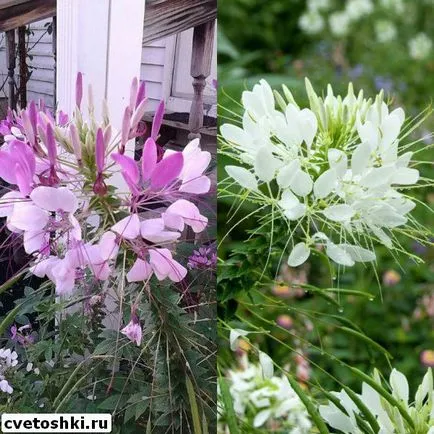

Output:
xmin=225 ymin=166 xmax=258 ymax=191
xmin=254 ymin=146 xmax=280 ymax=182
xmin=340 ymin=245 xmax=376 ymax=262
xmin=351 ymin=142 xmax=372 ymax=175
xmin=229 ymin=329 xmax=250 ymax=351
xmin=277 ymin=160 xmax=300 ymax=189
xmin=323 ymin=204 xmax=355 ymax=222
xmin=289 ymin=169 xmax=313 ymax=197
xmin=390 ymin=168 xmax=419 ymax=185
xmin=328 ymin=149 xmax=347 ymax=177
xmin=288 ymin=242 xmax=310 ymax=267
xmin=259 ymin=351 xmax=274 ymax=378
xmin=390 ymin=369 xmax=409 ymax=404
xmin=253 ymin=409 xmax=272 ymax=428
xmin=278 ymin=189 xmax=299 ymax=210
xmin=314 ymin=169 xmax=337 ymax=199
xmin=360 ymin=166 xmax=394 ymax=188
xmin=326 ymin=243 xmax=355 ymax=266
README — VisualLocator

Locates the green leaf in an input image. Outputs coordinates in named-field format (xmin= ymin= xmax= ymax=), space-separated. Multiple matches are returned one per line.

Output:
xmin=98 ymin=395 xmax=123 ymax=411
xmin=186 ymin=376 xmax=202 ymax=434
xmin=218 ymin=377 xmax=240 ymax=434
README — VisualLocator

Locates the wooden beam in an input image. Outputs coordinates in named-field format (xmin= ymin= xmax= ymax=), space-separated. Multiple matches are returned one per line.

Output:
xmin=0 ymin=0 xmax=56 ymax=32
xmin=143 ymin=0 xmax=216 ymax=45
xmin=0 ymin=0 xmax=29 ymax=10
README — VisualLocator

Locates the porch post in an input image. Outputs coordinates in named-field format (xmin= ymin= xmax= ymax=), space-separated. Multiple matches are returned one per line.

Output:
xmin=188 ymin=20 xmax=215 ymax=140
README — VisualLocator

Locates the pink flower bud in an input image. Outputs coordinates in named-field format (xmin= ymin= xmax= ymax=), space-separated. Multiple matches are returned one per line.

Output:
xmin=120 ymin=107 xmax=132 ymax=153
xmin=151 ymin=100 xmax=165 ymax=141
xmin=129 ymin=77 xmax=138 ymax=112
xmin=121 ymin=315 xmax=142 ymax=346
xmin=95 ymin=128 xmax=105 ymax=173
xmin=93 ymin=173 xmax=107 ymax=196
xmin=69 ymin=124 xmax=82 ymax=163
xmin=76 ymin=72 xmax=83 ymax=109
xmin=46 ymin=123 xmax=57 ymax=167
xmin=135 ymin=81 xmax=146 ymax=108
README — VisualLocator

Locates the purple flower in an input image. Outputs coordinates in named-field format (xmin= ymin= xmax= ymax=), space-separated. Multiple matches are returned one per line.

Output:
xmin=374 ymin=76 xmax=393 ymax=93
xmin=348 ymin=64 xmax=364 ymax=80
xmin=187 ymin=245 xmax=217 ymax=270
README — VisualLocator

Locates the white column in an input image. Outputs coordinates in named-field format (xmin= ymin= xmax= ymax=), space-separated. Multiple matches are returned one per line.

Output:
xmin=56 ymin=0 xmax=146 ymax=132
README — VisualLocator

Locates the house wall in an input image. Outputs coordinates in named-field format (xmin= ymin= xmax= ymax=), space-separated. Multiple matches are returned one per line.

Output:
xmin=0 ymin=20 xmax=217 ymax=118
xmin=0 ymin=19 xmax=55 ymax=110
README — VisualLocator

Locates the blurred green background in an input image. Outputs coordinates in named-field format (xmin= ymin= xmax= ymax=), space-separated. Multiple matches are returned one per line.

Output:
xmin=218 ymin=0 xmax=434 ymax=393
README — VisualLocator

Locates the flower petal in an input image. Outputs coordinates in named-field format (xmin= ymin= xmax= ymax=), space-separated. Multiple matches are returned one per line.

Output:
xmin=226 ymin=166 xmax=257 ymax=190
xmin=151 ymin=152 xmax=183 ymax=189
xmin=126 ymin=258 xmax=153 ymax=282
xmin=30 ymin=186 xmax=78 ymax=213
xmin=288 ymin=242 xmax=310 ymax=267
xmin=111 ymin=214 xmax=140 ymax=240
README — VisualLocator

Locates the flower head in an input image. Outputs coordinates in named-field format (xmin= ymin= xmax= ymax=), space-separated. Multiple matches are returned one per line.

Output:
xmin=220 ymin=79 xmax=429 ymax=270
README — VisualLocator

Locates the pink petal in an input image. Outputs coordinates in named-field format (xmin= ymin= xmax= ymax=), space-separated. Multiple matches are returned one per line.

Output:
xmin=0 ymin=191 xmax=22 ymax=217
xmin=10 ymin=203 xmax=48 ymax=231
xmin=20 ymin=109 xmax=35 ymax=146
xmin=51 ymin=260 xmax=76 ymax=295
xmin=111 ymin=153 xmax=140 ymax=185
xmin=141 ymin=138 xmax=157 ymax=181
xmin=15 ymin=163 xmax=32 ymax=196
xmin=165 ymin=199 xmax=208 ymax=233
xmin=150 ymin=152 xmax=183 ymax=189
xmin=140 ymin=218 xmax=181 ymax=243
xmin=151 ymin=100 xmax=165 ymax=140
xmin=30 ymin=186 xmax=78 ymax=213
xmin=149 ymin=248 xmax=187 ymax=282
xmin=162 ymin=212 xmax=184 ymax=231
xmin=23 ymin=230 xmax=48 ymax=254
xmin=0 ymin=150 xmax=18 ymax=184
xmin=99 ymin=231 xmax=119 ymax=261
xmin=111 ymin=214 xmax=140 ymax=240
xmin=126 ymin=258 xmax=153 ymax=282
xmin=179 ymin=176 xmax=211 ymax=194
xmin=131 ymin=98 xmax=147 ymax=130
xmin=69 ymin=215 xmax=82 ymax=240
xmin=29 ymin=256 xmax=59 ymax=278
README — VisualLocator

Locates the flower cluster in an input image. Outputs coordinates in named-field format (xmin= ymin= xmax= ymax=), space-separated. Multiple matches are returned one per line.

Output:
xmin=187 ymin=243 xmax=217 ymax=269
xmin=0 ymin=348 xmax=18 ymax=394
xmin=219 ymin=355 xmax=312 ymax=432
xmin=220 ymin=79 xmax=429 ymax=269
xmin=298 ymin=0 xmax=433 ymax=60
xmin=319 ymin=368 xmax=434 ymax=433
xmin=0 ymin=74 xmax=211 ymax=338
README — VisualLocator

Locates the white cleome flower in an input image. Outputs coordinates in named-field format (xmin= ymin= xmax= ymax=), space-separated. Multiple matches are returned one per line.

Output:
xmin=219 ymin=357 xmax=312 ymax=433
xmin=298 ymin=11 xmax=325 ymax=35
xmin=345 ymin=0 xmax=374 ymax=21
xmin=375 ymin=20 xmax=397 ymax=43
xmin=408 ymin=33 xmax=433 ymax=60
xmin=329 ymin=11 xmax=351 ymax=37
xmin=319 ymin=368 xmax=434 ymax=433
xmin=220 ymin=79 xmax=428 ymax=269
